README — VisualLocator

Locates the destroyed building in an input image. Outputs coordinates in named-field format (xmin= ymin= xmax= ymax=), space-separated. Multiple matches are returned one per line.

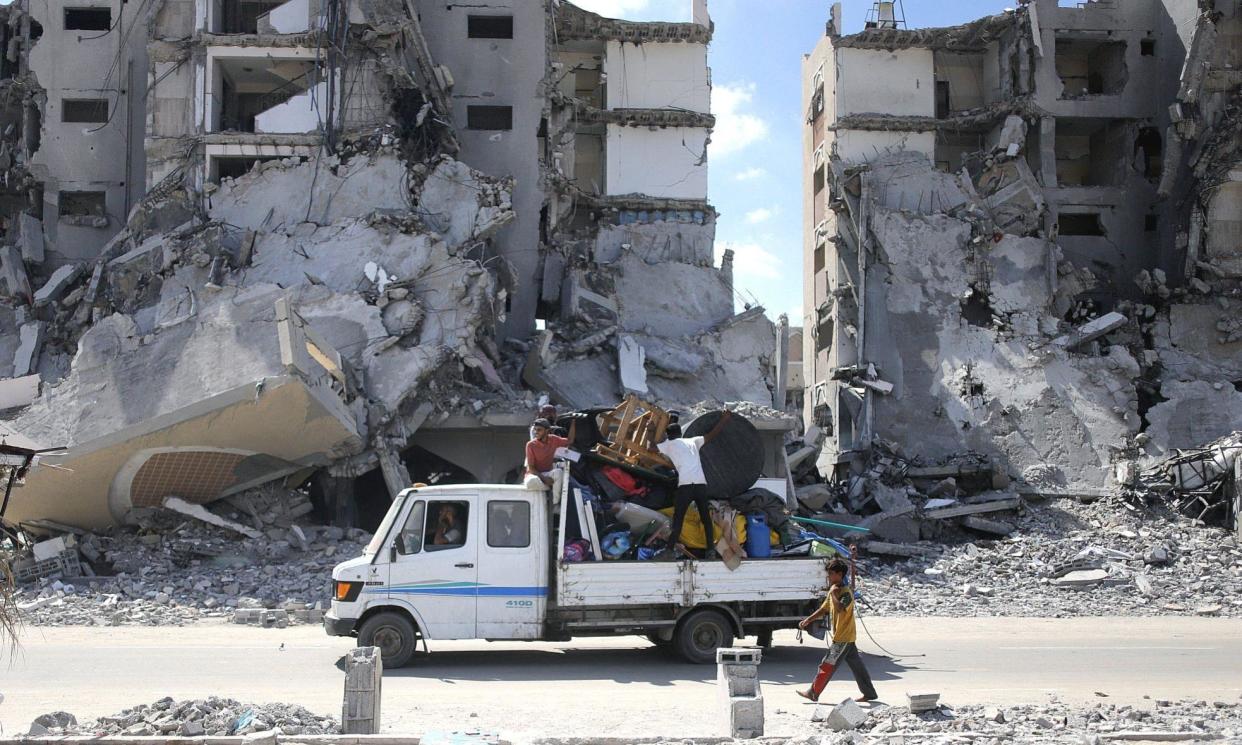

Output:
xmin=0 ymin=0 xmax=791 ymax=534
xmin=801 ymin=0 xmax=1242 ymax=497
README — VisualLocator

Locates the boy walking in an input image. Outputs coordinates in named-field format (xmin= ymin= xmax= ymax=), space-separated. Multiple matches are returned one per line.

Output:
xmin=797 ymin=557 xmax=878 ymax=703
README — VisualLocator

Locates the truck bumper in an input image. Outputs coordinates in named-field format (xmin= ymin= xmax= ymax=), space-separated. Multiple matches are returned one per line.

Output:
xmin=324 ymin=612 xmax=356 ymax=637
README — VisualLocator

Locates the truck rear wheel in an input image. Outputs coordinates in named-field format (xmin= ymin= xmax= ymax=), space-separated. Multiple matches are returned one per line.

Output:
xmin=358 ymin=612 xmax=418 ymax=669
xmin=674 ymin=609 xmax=734 ymax=664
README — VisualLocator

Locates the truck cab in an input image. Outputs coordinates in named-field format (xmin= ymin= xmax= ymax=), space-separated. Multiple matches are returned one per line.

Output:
xmin=327 ymin=483 xmax=550 ymax=664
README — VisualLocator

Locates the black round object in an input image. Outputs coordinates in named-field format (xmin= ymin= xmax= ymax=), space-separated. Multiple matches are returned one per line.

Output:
xmin=674 ymin=609 xmax=734 ymax=664
xmin=683 ymin=410 xmax=764 ymax=498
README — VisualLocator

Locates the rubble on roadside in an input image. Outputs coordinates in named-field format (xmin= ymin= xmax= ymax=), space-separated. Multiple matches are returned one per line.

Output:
xmin=856 ymin=496 xmax=1242 ymax=618
xmin=812 ymin=698 xmax=1242 ymax=743
xmin=27 ymin=697 xmax=338 ymax=737
xmin=8 ymin=485 xmax=369 ymax=627
xmin=1130 ymin=430 xmax=1241 ymax=527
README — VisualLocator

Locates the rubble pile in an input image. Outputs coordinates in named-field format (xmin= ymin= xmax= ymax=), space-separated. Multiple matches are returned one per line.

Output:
xmin=810 ymin=699 xmax=1242 ymax=743
xmin=1130 ymin=431 xmax=1241 ymax=527
xmin=28 ymin=698 xmax=338 ymax=737
xmin=11 ymin=492 xmax=370 ymax=627
xmin=857 ymin=496 xmax=1242 ymax=618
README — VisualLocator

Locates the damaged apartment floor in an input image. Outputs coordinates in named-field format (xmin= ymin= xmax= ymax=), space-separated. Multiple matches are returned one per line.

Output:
xmin=3 ymin=621 xmax=1241 ymax=741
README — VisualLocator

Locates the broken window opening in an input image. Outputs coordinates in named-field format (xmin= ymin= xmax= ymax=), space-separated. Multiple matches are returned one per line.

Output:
xmin=59 ymin=191 xmax=107 ymax=226
xmin=64 ymin=7 xmax=112 ymax=31
xmin=61 ymin=98 xmax=108 ymax=124
xmin=935 ymin=131 xmax=985 ymax=174
xmin=217 ymin=0 xmax=289 ymax=34
xmin=812 ymin=165 xmax=826 ymax=225
xmin=1055 ymin=118 xmax=1128 ymax=187
xmin=1055 ymin=37 xmax=1127 ymax=97
xmin=29 ymin=19 xmax=43 ymax=42
xmin=1134 ymin=126 xmax=1163 ymax=181
xmin=814 ymin=317 xmax=832 ymax=354
xmin=933 ymin=51 xmax=989 ymax=117
xmin=211 ymin=156 xmax=285 ymax=182
xmin=468 ymin=15 xmax=514 ymax=39
xmin=960 ymin=286 xmax=995 ymax=328
xmin=467 ymin=105 xmax=513 ymax=131
xmin=214 ymin=58 xmax=323 ymax=134
xmin=813 ymin=244 xmax=826 ymax=274
xmin=935 ymin=80 xmax=950 ymax=119
xmin=1058 ymin=212 xmax=1106 ymax=236
xmin=1140 ymin=38 xmax=1155 ymax=56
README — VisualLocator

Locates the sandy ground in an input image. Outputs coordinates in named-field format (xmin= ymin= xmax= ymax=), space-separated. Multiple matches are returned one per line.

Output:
xmin=3 ymin=617 xmax=1241 ymax=741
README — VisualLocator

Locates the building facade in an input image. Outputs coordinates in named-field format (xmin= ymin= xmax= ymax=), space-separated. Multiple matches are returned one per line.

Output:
xmin=802 ymin=0 xmax=1242 ymax=488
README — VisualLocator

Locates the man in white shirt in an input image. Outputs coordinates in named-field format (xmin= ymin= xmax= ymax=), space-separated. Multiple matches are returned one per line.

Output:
xmin=656 ymin=411 xmax=733 ymax=558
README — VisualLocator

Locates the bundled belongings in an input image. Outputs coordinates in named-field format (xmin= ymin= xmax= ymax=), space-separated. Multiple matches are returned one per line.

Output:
xmin=534 ymin=396 xmax=802 ymax=566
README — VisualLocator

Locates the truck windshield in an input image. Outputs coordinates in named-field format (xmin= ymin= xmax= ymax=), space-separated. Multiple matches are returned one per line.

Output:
xmin=365 ymin=495 xmax=405 ymax=556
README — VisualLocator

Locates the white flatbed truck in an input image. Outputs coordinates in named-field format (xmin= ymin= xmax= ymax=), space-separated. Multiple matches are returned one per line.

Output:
xmin=325 ymin=466 xmax=828 ymax=666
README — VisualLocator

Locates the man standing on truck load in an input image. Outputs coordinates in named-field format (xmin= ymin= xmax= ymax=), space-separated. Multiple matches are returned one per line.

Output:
xmin=796 ymin=557 xmax=878 ymax=703
xmin=656 ymin=411 xmax=732 ymax=559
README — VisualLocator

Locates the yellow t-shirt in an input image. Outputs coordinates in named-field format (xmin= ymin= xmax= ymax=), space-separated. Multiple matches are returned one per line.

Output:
xmin=817 ymin=585 xmax=857 ymax=643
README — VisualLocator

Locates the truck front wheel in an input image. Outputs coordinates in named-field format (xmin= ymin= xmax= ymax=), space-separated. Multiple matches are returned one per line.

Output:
xmin=674 ymin=609 xmax=734 ymax=664
xmin=358 ymin=612 xmax=418 ymax=669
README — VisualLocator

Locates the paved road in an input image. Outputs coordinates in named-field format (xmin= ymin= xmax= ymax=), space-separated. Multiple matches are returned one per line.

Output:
xmin=3 ymin=617 xmax=1240 ymax=740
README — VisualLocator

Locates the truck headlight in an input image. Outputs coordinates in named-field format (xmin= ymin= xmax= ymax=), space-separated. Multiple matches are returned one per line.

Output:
xmin=334 ymin=580 xmax=362 ymax=602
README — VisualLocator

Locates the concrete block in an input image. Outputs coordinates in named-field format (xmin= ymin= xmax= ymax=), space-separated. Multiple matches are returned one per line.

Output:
xmin=726 ymin=695 xmax=763 ymax=739
xmin=342 ymin=646 xmax=383 ymax=735
xmin=0 ymin=374 xmax=40 ymax=409
xmin=823 ymin=698 xmax=869 ymax=731
xmin=617 ymin=334 xmax=648 ymax=395
xmin=19 ymin=213 xmax=45 ymax=263
xmin=33 ymin=264 xmax=83 ymax=306
xmin=13 ymin=321 xmax=44 ymax=377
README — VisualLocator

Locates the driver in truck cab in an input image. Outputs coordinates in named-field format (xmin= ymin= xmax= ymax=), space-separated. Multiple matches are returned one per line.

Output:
xmin=431 ymin=503 xmax=464 ymax=546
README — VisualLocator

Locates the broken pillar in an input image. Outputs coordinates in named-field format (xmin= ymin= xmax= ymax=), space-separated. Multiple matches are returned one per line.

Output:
xmin=33 ymin=264 xmax=83 ymax=307
xmin=19 ymin=213 xmax=45 ymax=264
xmin=13 ymin=321 xmax=44 ymax=377
xmin=342 ymin=646 xmax=383 ymax=735
xmin=1 ymin=246 xmax=31 ymax=300
xmin=716 ymin=647 xmax=763 ymax=738
xmin=1052 ymin=311 xmax=1127 ymax=349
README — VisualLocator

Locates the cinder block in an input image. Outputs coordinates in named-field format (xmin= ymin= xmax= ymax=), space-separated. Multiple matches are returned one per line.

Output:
xmin=717 ymin=647 xmax=762 ymax=665
xmin=727 ymin=695 xmax=764 ymax=738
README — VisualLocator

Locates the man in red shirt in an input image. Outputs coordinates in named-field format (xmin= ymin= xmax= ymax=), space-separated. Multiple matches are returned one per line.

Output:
xmin=524 ymin=418 xmax=570 ymax=489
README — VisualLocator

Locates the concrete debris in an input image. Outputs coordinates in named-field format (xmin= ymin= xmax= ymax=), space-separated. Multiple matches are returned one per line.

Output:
xmin=1052 ymin=312 xmax=1129 ymax=350
xmin=814 ymin=700 xmax=1242 ymax=743
xmin=1130 ymin=431 xmax=1241 ymax=527
xmin=858 ymin=497 xmax=1242 ymax=618
xmin=9 ymin=483 xmax=371 ymax=627
xmin=821 ymin=698 xmax=869 ymax=731
xmin=30 ymin=697 xmax=339 ymax=737
xmin=906 ymin=691 xmax=941 ymax=714
xmin=163 ymin=496 xmax=264 ymax=540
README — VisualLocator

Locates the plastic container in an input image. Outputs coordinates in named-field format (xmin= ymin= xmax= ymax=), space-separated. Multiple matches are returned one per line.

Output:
xmin=610 ymin=501 xmax=672 ymax=538
xmin=744 ymin=513 xmax=771 ymax=558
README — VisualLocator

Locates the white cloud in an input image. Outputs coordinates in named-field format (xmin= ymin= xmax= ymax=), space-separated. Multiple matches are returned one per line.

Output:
xmin=734 ymin=167 xmax=767 ymax=181
xmin=717 ymin=240 xmax=782 ymax=281
xmin=712 ymin=82 xmax=770 ymax=157
xmin=745 ymin=207 xmax=776 ymax=225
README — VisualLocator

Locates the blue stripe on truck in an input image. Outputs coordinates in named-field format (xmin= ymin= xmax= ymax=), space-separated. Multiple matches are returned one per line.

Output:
xmin=370 ymin=583 xmax=548 ymax=597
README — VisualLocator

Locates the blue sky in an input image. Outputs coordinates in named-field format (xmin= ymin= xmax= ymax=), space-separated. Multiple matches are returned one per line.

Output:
xmin=572 ymin=0 xmax=1013 ymax=327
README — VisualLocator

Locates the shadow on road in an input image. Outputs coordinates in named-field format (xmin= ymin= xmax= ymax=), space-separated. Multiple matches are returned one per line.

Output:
xmin=341 ymin=642 xmax=923 ymax=686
